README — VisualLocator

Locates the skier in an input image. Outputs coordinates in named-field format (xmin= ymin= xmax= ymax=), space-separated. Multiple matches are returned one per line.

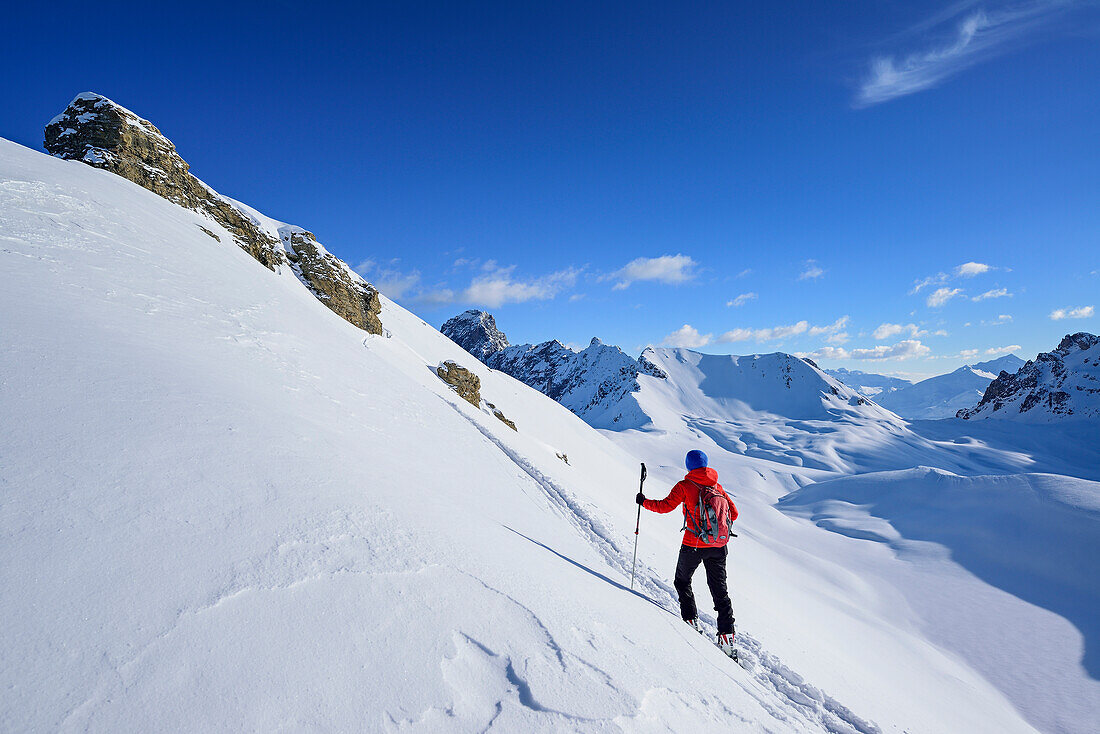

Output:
xmin=636 ymin=449 xmax=738 ymax=657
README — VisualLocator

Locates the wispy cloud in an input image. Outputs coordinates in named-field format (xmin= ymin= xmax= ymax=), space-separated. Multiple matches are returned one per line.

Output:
xmin=956 ymin=261 xmax=992 ymax=277
xmin=727 ymin=292 xmax=757 ymax=307
xmin=873 ymin=322 xmax=927 ymax=339
xmin=798 ymin=260 xmax=825 ymax=281
xmin=663 ymin=324 xmax=712 ymax=348
xmin=928 ymin=287 xmax=964 ymax=307
xmin=798 ymin=340 xmax=932 ymax=361
xmin=1050 ymin=305 xmax=1095 ymax=320
xmin=857 ymin=1 xmax=1082 ymax=106
xmin=403 ymin=263 xmax=580 ymax=308
xmin=718 ymin=316 xmax=848 ymax=344
xmin=972 ymin=287 xmax=1012 ymax=301
xmin=985 ymin=344 xmax=1022 ymax=355
xmin=608 ymin=254 xmax=696 ymax=290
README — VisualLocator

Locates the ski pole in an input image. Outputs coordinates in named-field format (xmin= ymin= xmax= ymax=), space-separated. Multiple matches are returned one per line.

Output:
xmin=630 ymin=462 xmax=647 ymax=589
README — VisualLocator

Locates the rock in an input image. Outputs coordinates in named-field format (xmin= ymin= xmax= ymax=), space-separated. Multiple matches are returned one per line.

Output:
xmin=45 ymin=93 xmax=284 ymax=270
xmin=442 ymin=310 xmax=667 ymax=427
xmin=485 ymin=402 xmax=517 ymax=431
xmin=44 ymin=93 xmax=382 ymax=335
xmin=280 ymin=227 xmax=382 ymax=334
xmin=958 ymin=332 xmax=1100 ymax=420
xmin=437 ymin=361 xmax=481 ymax=407
xmin=441 ymin=310 xmax=510 ymax=361
xmin=555 ymin=452 xmax=569 ymax=465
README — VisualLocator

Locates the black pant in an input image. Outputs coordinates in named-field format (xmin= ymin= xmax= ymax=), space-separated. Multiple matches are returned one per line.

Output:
xmin=674 ymin=544 xmax=735 ymax=634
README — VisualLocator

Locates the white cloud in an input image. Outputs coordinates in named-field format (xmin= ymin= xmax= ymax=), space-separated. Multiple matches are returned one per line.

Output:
xmin=956 ymin=261 xmax=992 ymax=277
xmin=972 ymin=287 xmax=1011 ymax=301
xmin=985 ymin=344 xmax=1022 ymax=356
xmin=927 ymin=287 xmax=963 ymax=307
xmin=462 ymin=266 xmax=579 ymax=307
xmin=414 ymin=265 xmax=579 ymax=308
xmin=718 ymin=316 xmax=848 ymax=344
xmin=934 ymin=329 xmax=949 ymax=336
xmin=809 ymin=316 xmax=850 ymax=336
xmin=727 ymin=292 xmax=757 ymax=307
xmin=736 ymin=269 xmax=753 ymax=279
xmin=826 ymin=332 xmax=851 ymax=345
xmin=663 ymin=324 xmax=712 ymax=348
xmin=856 ymin=2 xmax=1077 ymax=106
xmin=1050 ymin=305 xmax=1095 ymax=320
xmin=798 ymin=339 xmax=932 ymax=361
xmin=981 ymin=314 xmax=1013 ymax=326
xmin=610 ymin=254 xmax=696 ymax=289
xmin=798 ymin=260 xmax=825 ymax=280
xmin=910 ymin=272 xmax=948 ymax=294
xmin=959 ymin=349 xmax=980 ymax=359
xmin=872 ymin=322 xmax=927 ymax=340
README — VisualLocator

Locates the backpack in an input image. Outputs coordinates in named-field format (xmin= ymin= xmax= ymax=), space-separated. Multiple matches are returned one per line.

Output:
xmin=683 ymin=481 xmax=734 ymax=546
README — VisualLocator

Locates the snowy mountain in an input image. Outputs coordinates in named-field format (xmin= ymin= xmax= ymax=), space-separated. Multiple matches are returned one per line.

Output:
xmin=959 ymin=333 xmax=1100 ymax=421
xmin=824 ymin=367 xmax=912 ymax=397
xmin=442 ymin=311 xmax=667 ymax=428
xmin=440 ymin=309 xmax=511 ymax=361
xmin=3 ymin=94 xmax=1098 ymax=733
xmin=876 ymin=354 xmax=1025 ymax=420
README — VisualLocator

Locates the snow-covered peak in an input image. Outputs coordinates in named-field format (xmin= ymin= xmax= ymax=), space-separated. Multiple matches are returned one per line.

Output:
xmin=441 ymin=309 xmax=511 ymax=361
xmin=641 ymin=347 xmax=893 ymax=422
xmin=959 ymin=332 xmax=1100 ymax=421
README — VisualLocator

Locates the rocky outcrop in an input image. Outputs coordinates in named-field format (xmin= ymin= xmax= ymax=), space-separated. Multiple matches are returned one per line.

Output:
xmin=437 ymin=361 xmax=481 ymax=407
xmin=441 ymin=310 xmax=511 ymax=361
xmin=45 ymin=93 xmax=284 ymax=270
xmin=280 ymin=227 xmax=382 ymax=334
xmin=441 ymin=311 xmax=667 ymax=428
xmin=486 ymin=402 xmax=517 ymax=431
xmin=958 ymin=333 xmax=1100 ymax=421
xmin=44 ymin=93 xmax=382 ymax=334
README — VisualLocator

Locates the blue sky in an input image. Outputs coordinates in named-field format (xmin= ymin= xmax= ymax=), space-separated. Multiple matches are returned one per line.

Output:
xmin=2 ymin=0 xmax=1098 ymax=378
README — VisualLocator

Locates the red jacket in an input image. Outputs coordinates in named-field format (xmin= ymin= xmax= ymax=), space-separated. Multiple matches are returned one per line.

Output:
xmin=643 ymin=467 xmax=738 ymax=548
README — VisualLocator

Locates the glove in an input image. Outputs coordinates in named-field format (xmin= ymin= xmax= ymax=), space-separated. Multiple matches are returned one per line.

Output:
xmin=636 ymin=492 xmax=646 ymax=506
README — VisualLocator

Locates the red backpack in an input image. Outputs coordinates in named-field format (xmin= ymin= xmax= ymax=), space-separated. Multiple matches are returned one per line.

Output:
xmin=684 ymin=481 xmax=734 ymax=546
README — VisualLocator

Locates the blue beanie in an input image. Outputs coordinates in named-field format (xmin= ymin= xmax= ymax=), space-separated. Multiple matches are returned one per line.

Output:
xmin=686 ymin=450 xmax=708 ymax=471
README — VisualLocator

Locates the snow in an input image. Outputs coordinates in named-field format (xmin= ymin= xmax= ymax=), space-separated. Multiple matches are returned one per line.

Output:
xmin=877 ymin=355 xmax=1025 ymax=420
xmin=3 ymin=132 xmax=1096 ymax=733
xmin=779 ymin=468 xmax=1100 ymax=734
xmin=0 ymin=137 xmax=888 ymax=733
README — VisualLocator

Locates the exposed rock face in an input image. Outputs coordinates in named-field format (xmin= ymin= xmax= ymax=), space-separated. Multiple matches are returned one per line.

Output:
xmin=485 ymin=402 xmax=517 ymax=431
xmin=958 ymin=333 xmax=1100 ymax=421
xmin=45 ymin=93 xmax=284 ymax=270
xmin=436 ymin=361 xmax=481 ymax=407
xmin=441 ymin=312 xmax=667 ymax=428
xmin=44 ymin=93 xmax=381 ymax=334
xmin=280 ymin=227 xmax=382 ymax=334
xmin=441 ymin=310 xmax=511 ymax=361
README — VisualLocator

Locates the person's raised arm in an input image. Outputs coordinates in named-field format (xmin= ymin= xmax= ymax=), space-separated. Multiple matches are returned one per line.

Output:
xmin=641 ymin=482 xmax=686 ymax=514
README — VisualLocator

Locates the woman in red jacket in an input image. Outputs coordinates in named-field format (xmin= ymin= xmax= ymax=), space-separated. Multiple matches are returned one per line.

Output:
xmin=637 ymin=449 xmax=738 ymax=654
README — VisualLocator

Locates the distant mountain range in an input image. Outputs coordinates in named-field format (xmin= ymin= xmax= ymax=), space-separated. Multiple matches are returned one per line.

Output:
xmin=823 ymin=368 xmax=912 ymax=398
xmin=872 ymin=355 xmax=1026 ymax=420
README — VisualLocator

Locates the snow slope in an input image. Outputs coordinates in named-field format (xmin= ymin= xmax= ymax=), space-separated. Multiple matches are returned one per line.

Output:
xmin=0 ymin=137 xmax=903 ymax=733
xmin=876 ymin=355 xmax=1025 ymax=420
xmin=591 ymin=347 xmax=1098 ymax=734
xmin=779 ymin=469 xmax=1100 ymax=734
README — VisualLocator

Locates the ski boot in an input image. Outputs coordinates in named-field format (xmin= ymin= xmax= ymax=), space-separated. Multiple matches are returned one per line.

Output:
xmin=685 ymin=617 xmax=705 ymax=635
xmin=717 ymin=631 xmax=738 ymax=662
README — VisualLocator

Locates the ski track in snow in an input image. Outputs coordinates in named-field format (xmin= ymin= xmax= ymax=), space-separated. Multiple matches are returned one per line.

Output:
xmin=445 ymin=398 xmax=882 ymax=734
